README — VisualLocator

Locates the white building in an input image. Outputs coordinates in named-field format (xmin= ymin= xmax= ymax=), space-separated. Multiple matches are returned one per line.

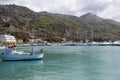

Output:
xmin=0 ymin=34 xmax=16 ymax=43
xmin=17 ymin=39 xmax=23 ymax=43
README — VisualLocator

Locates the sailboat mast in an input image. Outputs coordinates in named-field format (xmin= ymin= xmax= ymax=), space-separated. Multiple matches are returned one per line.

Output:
xmin=91 ymin=26 xmax=94 ymax=43
xmin=76 ymin=31 xmax=79 ymax=43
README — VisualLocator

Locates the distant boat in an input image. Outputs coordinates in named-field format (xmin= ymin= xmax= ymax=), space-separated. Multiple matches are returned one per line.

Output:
xmin=0 ymin=46 xmax=44 ymax=61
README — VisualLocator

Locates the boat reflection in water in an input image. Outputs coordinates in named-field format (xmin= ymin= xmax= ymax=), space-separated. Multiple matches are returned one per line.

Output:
xmin=0 ymin=60 xmax=44 ymax=78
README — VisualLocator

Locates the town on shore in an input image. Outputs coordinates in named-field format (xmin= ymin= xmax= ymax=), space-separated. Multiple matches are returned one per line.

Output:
xmin=0 ymin=34 xmax=120 ymax=47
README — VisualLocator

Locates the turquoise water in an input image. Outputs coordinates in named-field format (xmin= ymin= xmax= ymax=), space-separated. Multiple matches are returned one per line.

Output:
xmin=0 ymin=46 xmax=120 ymax=80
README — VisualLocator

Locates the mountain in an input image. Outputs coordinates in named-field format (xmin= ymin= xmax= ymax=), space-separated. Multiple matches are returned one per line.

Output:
xmin=80 ymin=13 xmax=120 ymax=41
xmin=80 ymin=13 xmax=120 ymax=27
xmin=0 ymin=4 xmax=120 ymax=42
xmin=80 ymin=13 xmax=103 ymax=22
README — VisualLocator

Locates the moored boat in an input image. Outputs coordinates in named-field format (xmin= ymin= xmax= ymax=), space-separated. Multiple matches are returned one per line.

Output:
xmin=0 ymin=47 xmax=44 ymax=61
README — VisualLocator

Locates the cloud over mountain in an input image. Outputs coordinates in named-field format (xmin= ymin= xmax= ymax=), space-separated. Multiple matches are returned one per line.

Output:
xmin=0 ymin=0 xmax=120 ymax=21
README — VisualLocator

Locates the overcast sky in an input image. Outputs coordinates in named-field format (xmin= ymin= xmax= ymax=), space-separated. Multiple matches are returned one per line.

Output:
xmin=0 ymin=0 xmax=120 ymax=21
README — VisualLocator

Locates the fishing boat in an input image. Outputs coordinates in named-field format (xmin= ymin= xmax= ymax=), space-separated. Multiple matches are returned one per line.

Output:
xmin=0 ymin=46 xmax=44 ymax=61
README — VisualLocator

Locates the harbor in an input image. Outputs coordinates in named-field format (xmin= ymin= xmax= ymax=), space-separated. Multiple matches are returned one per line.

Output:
xmin=0 ymin=46 xmax=120 ymax=80
xmin=0 ymin=1 xmax=120 ymax=80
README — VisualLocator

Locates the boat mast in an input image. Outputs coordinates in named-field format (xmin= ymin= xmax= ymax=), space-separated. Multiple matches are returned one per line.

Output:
xmin=76 ymin=31 xmax=79 ymax=44
xmin=28 ymin=10 xmax=34 ymax=53
xmin=91 ymin=26 xmax=93 ymax=43
xmin=31 ymin=33 xmax=35 ymax=53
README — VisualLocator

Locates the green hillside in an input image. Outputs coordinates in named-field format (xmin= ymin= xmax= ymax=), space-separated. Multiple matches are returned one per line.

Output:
xmin=0 ymin=4 xmax=120 ymax=42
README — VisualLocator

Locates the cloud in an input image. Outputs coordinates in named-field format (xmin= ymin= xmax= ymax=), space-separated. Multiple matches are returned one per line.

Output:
xmin=0 ymin=0 xmax=120 ymax=21
xmin=80 ymin=0 xmax=112 ymax=13
xmin=97 ymin=0 xmax=120 ymax=21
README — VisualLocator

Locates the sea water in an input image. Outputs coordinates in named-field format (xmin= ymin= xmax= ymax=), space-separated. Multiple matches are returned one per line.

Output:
xmin=0 ymin=46 xmax=120 ymax=80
